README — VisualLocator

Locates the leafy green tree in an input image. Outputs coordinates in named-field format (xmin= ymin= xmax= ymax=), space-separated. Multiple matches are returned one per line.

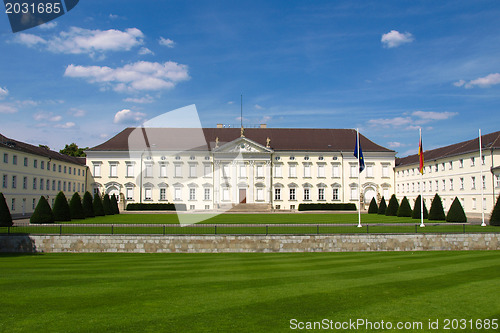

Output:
xmin=93 ymin=194 xmax=105 ymax=216
xmin=0 ymin=193 xmax=13 ymax=227
xmin=368 ymin=197 xmax=378 ymax=214
xmin=111 ymin=194 xmax=120 ymax=215
xmin=82 ymin=191 xmax=95 ymax=218
xmin=397 ymin=196 xmax=413 ymax=217
xmin=446 ymin=197 xmax=467 ymax=222
xmin=53 ymin=191 xmax=71 ymax=221
xmin=102 ymin=194 xmax=114 ymax=215
xmin=412 ymin=195 xmax=428 ymax=219
xmin=490 ymin=194 xmax=500 ymax=226
xmin=385 ymin=194 xmax=399 ymax=216
xmin=428 ymin=194 xmax=446 ymax=221
xmin=30 ymin=196 xmax=54 ymax=224
xmin=69 ymin=193 xmax=85 ymax=220
xmin=59 ymin=143 xmax=88 ymax=157
xmin=377 ymin=197 xmax=387 ymax=215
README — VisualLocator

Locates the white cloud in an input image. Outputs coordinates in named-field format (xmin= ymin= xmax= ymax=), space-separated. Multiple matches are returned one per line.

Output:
xmin=368 ymin=111 xmax=458 ymax=129
xmin=0 ymin=87 xmax=8 ymax=99
xmin=109 ymin=14 xmax=119 ymax=19
xmin=260 ymin=116 xmax=272 ymax=123
xmin=381 ymin=30 xmax=414 ymax=48
xmin=368 ymin=117 xmax=412 ymax=127
xmin=454 ymin=73 xmax=500 ymax=88
xmin=15 ymin=27 xmax=144 ymax=57
xmin=33 ymin=111 xmax=62 ymax=122
xmin=113 ymin=109 xmax=147 ymax=124
xmin=64 ymin=61 xmax=189 ymax=93
xmin=412 ymin=111 xmax=458 ymax=123
xmin=227 ymin=101 xmax=234 ymax=105
xmin=39 ymin=21 xmax=57 ymax=30
xmin=0 ymin=104 xmax=17 ymax=114
xmin=69 ymin=108 xmax=86 ymax=117
xmin=254 ymin=104 xmax=264 ymax=110
xmin=124 ymin=95 xmax=154 ymax=104
xmin=54 ymin=122 xmax=76 ymax=129
xmin=387 ymin=141 xmax=404 ymax=148
xmin=159 ymin=37 xmax=175 ymax=48
xmin=138 ymin=47 xmax=154 ymax=55
xmin=50 ymin=115 xmax=62 ymax=122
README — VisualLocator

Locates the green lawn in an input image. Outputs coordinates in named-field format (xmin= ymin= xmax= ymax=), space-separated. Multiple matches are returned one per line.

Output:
xmin=0 ymin=251 xmax=498 ymax=332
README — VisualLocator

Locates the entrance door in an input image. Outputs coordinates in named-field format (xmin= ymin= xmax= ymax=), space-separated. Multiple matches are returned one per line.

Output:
xmin=239 ymin=189 xmax=246 ymax=203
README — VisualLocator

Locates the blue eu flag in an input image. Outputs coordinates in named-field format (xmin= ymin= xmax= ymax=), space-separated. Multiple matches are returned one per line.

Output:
xmin=354 ymin=135 xmax=365 ymax=173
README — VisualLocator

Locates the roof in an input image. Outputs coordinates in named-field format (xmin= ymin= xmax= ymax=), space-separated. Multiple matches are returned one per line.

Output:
xmin=88 ymin=127 xmax=394 ymax=153
xmin=396 ymin=130 xmax=500 ymax=167
xmin=0 ymin=134 xmax=86 ymax=166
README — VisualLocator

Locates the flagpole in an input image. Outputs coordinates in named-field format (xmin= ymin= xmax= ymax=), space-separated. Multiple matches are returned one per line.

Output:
xmin=357 ymin=128 xmax=362 ymax=228
xmin=480 ymin=129 xmax=486 ymax=226
xmin=419 ymin=128 xmax=425 ymax=227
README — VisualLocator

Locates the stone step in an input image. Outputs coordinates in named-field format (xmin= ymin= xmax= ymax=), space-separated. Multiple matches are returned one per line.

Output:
xmin=228 ymin=203 xmax=272 ymax=212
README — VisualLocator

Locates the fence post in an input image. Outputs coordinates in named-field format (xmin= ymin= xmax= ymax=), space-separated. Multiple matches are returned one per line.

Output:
xmin=214 ymin=225 xmax=217 ymax=235
xmin=317 ymin=225 xmax=319 ymax=235
xmin=415 ymin=224 xmax=418 ymax=233
xmin=59 ymin=225 xmax=62 ymax=235
xmin=111 ymin=225 xmax=114 ymax=235
xmin=463 ymin=224 xmax=465 ymax=233
xmin=366 ymin=225 xmax=369 ymax=234
xmin=266 ymin=225 xmax=268 ymax=235
xmin=7 ymin=226 xmax=10 ymax=235
xmin=163 ymin=225 xmax=166 ymax=235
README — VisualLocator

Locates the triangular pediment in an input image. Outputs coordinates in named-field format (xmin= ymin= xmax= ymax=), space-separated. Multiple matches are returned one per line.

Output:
xmin=213 ymin=137 xmax=273 ymax=153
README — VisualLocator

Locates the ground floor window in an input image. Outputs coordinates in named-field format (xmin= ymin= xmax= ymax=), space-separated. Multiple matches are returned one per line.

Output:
xmin=189 ymin=188 xmax=196 ymax=200
xmin=318 ymin=188 xmax=325 ymax=200
xmin=204 ymin=188 xmax=211 ymax=200
xmin=304 ymin=188 xmax=310 ymax=201
xmin=333 ymin=188 xmax=339 ymax=200
xmin=145 ymin=188 xmax=152 ymax=200
xmin=175 ymin=188 xmax=182 ymax=201
xmin=126 ymin=188 xmax=134 ymax=200
xmin=289 ymin=188 xmax=296 ymax=200
xmin=274 ymin=188 xmax=281 ymax=200
xmin=160 ymin=188 xmax=166 ymax=200
xmin=11 ymin=198 xmax=15 ymax=211
xmin=256 ymin=188 xmax=264 ymax=201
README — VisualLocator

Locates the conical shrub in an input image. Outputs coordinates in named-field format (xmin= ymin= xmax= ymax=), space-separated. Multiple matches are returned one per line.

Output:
xmin=69 ymin=193 xmax=85 ymax=220
xmin=377 ymin=197 xmax=387 ymax=215
xmin=428 ymin=193 xmax=446 ymax=221
xmin=397 ymin=196 xmax=413 ymax=217
xmin=368 ymin=197 xmax=378 ymax=214
xmin=446 ymin=197 xmax=467 ymax=222
xmin=93 ymin=194 xmax=105 ymax=216
xmin=385 ymin=194 xmax=399 ymax=216
xmin=53 ymin=191 xmax=71 ymax=222
xmin=490 ymin=194 xmax=500 ymax=226
xmin=111 ymin=194 xmax=120 ymax=215
xmin=102 ymin=194 xmax=114 ymax=215
xmin=0 ymin=192 xmax=13 ymax=227
xmin=30 ymin=196 xmax=54 ymax=224
xmin=412 ymin=195 xmax=428 ymax=219
xmin=82 ymin=191 xmax=95 ymax=218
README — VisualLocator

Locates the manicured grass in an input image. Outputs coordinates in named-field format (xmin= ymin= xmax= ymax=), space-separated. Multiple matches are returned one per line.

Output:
xmin=0 ymin=252 xmax=499 ymax=332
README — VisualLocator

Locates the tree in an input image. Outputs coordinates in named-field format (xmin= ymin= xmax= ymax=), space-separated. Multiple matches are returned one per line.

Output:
xmin=377 ymin=197 xmax=387 ymax=215
xmin=30 ymin=196 xmax=54 ymax=224
xmin=489 ymin=194 xmax=500 ymax=226
xmin=397 ymin=196 xmax=412 ymax=217
xmin=111 ymin=194 xmax=120 ymax=215
xmin=368 ymin=197 xmax=378 ymax=214
xmin=102 ymin=194 xmax=114 ymax=215
xmin=82 ymin=191 xmax=95 ymax=218
xmin=93 ymin=194 xmax=105 ymax=216
xmin=69 ymin=193 xmax=85 ymax=220
xmin=428 ymin=193 xmax=446 ymax=221
xmin=412 ymin=195 xmax=428 ymax=220
xmin=385 ymin=194 xmax=399 ymax=216
xmin=446 ymin=197 xmax=467 ymax=222
xmin=0 ymin=193 xmax=13 ymax=227
xmin=59 ymin=143 xmax=88 ymax=157
xmin=53 ymin=191 xmax=71 ymax=221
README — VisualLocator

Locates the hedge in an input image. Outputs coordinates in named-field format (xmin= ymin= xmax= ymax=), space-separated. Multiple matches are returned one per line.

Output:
xmin=82 ymin=191 xmax=95 ymax=218
xmin=111 ymin=194 xmax=120 ymax=214
xmin=490 ymin=194 xmax=500 ymax=226
xmin=69 ymin=193 xmax=85 ymax=220
xmin=397 ymin=196 xmax=412 ymax=217
xmin=126 ymin=203 xmax=187 ymax=211
xmin=377 ymin=197 xmax=387 ymax=215
xmin=429 ymin=193 xmax=446 ymax=221
xmin=412 ymin=195 xmax=428 ymax=219
xmin=102 ymin=194 xmax=114 ymax=215
xmin=385 ymin=194 xmax=399 ymax=216
xmin=53 ymin=191 xmax=71 ymax=222
xmin=30 ymin=196 xmax=54 ymax=224
xmin=368 ymin=198 xmax=378 ymax=214
xmin=298 ymin=203 xmax=357 ymax=211
xmin=446 ymin=197 xmax=467 ymax=222
xmin=93 ymin=194 xmax=105 ymax=216
xmin=0 ymin=192 xmax=13 ymax=227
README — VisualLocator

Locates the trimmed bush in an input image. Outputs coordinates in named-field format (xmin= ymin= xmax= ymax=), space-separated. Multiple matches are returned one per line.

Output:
xmin=490 ymin=194 xmax=500 ymax=226
xmin=82 ymin=191 xmax=95 ymax=218
xmin=298 ymin=203 xmax=357 ymax=211
xmin=30 ymin=196 xmax=54 ymax=224
xmin=446 ymin=197 xmax=467 ymax=222
xmin=377 ymin=197 xmax=387 ymax=215
xmin=69 ymin=193 xmax=85 ymax=220
xmin=126 ymin=203 xmax=187 ymax=211
xmin=53 ymin=191 xmax=71 ymax=222
xmin=93 ymin=194 xmax=105 ymax=216
xmin=111 ymin=194 xmax=120 ymax=215
xmin=412 ymin=195 xmax=428 ymax=219
xmin=428 ymin=194 xmax=446 ymax=221
xmin=397 ymin=196 xmax=413 ymax=217
xmin=368 ymin=198 xmax=378 ymax=214
xmin=0 ymin=192 xmax=13 ymax=227
xmin=102 ymin=194 xmax=114 ymax=215
xmin=385 ymin=195 xmax=399 ymax=216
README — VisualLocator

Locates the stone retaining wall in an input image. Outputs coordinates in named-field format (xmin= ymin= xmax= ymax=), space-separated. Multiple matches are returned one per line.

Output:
xmin=1 ymin=233 xmax=499 ymax=253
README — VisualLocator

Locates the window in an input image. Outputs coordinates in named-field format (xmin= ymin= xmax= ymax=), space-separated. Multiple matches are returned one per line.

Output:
xmin=274 ymin=164 xmax=282 ymax=178
xmin=127 ymin=163 xmax=134 ymax=177
xmin=204 ymin=188 xmax=211 ymax=200
xmin=289 ymin=188 xmax=296 ymax=200
xmin=52 ymin=180 xmax=55 ymax=191
xmin=126 ymin=188 xmax=134 ymax=200
xmin=471 ymin=157 xmax=475 ymax=166
xmin=382 ymin=165 xmax=389 ymax=177
xmin=46 ymin=179 xmax=49 ymax=191
xmin=289 ymin=164 xmax=297 ymax=178
xmin=496 ymin=175 xmax=500 ymax=188
xmin=290 ymin=205 xmax=295 ymax=210
xmin=449 ymin=178 xmax=453 ymax=190
xmin=160 ymin=188 xmax=166 ymax=201
xmin=304 ymin=164 xmax=311 ymax=178
xmin=481 ymin=155 xmax=485 ymax=165
xmin=274 ymin=188 xmax=281 ymax=200
xmin=189 ymin=188 xmax=196 ymax=200
xmin=460 ymin=178 xmax=464 ymax=190
xmin=435 ymin=180 xmax=438 ymax=191
xmin=73 ymin=182 xmax=76 ymax=192
xmin=449 ymin=161 xmax=453 ymax=170
xmin=423 ymin=181 xmax=426 ymax=192
xmin=412 ymin=183 xmax=415 ymax=192
xmin=63 ymin=181 xmax=66 ymax=191
xmin=318 ymin=165 xmax=325 ymax=178
xmin=77 ymin=183 xmax=80 ymax=192
xmin=32 ymin=198 xmax=36 ymax=210
xmin=482 ymin=175 xmax=486 ymax=189
xmin=441 ymin=163 xmax=445 ymax=171
xmin=145 ymin=164 xmax=153 ymax=178
xmin=472 ymin=198 xmax=477 ymax=210
xmin=160 ymin=164 xmax=167 ymax=178
xmin=64 ymin=166 xmax=67 ymax=173
xmin=33 ymin=178 xmax=37 ymax=190
xmin=223 ymin=188 xmax=231 ymax=201
xmin=23 ymin=177 xmax=27 ymax=189
xmin=240 ymin=164 xmax=247 ymax=178
xmin=93 ymin=164 xmax=101 ymax=177
xmin=222 ymin=164 xmax=230 ymax=178
xmin=189 ymin=164 xmax=197 ymax=178
xmin=3 ymin=153 xmax=8 ymax=163
xmin=145 ymin=188 xmax=152 ymax=200
xmin=78 ymin=169 xmax=80 ymax=176
xmin=383 ymin=188 xmax=389 ymax=199
xmin=109 ymin=164 xmax=117 ymax=177
xmin=350 ymin=187 xmax=358 ymax=200
xmin=333 ymin=188 xmax=339 ymax=200
xmin=332 ymin=165 xmax=339 ymax=178
xmin=304 ymin=188 xmax=310 ymax=200
xmin=58 ymin=181 xmax=61 ymax=191
xmin=53 ymin=164 xmax=56 ymax=172
xmin=12 ymin=175 xmax=17 ymax=189
xmin=483 ymin=198 xmax=487 ymax=211
xmin=397 ymin=184 xmax=400 ymax=193
xmin=11 ymin=198 xmax=15 ymax=211
xmin=68 ymin=166 xmax=71 ymax=174
xmin=3 ymin=174 xmax=7 ymax=188
xmin=442 ymin=179 xmax=446 ymax=191
xmin=435 ymin=164 xmax=438 ymax=172
xmin=459 ymin=159 xmax=463 ymax=168
xmin=34 ymin=159 xmax=38 ymax=168
xmin=318 ymin=188 xmax=325 ymax=200
xmin=24 ymin=157 xmax=28 ymax=166
xmin=350 ymin=165 xmax=358 ymax=178
xmin=256 ymin=165 xmax=264 ymax=178
xmin=471 ymin=176 xmax=476 ymax=189
xmin=175 ymin=188 xmax=182 ymax=201
xmin=12 ymin=155 xmax=17 ymax=165
xmin=204 ymin=165 xmax=211 ymax=177
xmin=41 ymin=161 xmax=45 ymax=170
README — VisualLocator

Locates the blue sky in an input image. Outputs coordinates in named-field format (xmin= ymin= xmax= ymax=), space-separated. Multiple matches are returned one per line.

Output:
xmin=1 ymin=0 xmax=499 ymax=156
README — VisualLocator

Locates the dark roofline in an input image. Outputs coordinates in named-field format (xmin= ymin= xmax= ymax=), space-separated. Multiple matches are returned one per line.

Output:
xmin=0 ymin=134 xmax=86 ymax=166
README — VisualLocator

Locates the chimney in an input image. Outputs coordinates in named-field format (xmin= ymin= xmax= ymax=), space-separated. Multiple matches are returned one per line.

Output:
xmin=260 ymin=124 xmax=267 ymax=128
xmin=217 ymin=124 xmax=223 ymax=128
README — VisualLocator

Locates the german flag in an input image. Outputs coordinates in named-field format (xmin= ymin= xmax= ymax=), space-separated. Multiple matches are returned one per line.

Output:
xmin=418 ymin=130 xmax=424 ymax=174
